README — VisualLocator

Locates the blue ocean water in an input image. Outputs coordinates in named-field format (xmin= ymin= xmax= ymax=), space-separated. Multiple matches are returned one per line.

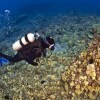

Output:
xmin=0 ymin=0 xmax=100 ymax=15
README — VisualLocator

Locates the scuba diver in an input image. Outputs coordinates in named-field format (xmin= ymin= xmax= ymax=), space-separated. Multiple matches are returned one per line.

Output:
xmin=0 ymin=32 xmax=55 ymax=66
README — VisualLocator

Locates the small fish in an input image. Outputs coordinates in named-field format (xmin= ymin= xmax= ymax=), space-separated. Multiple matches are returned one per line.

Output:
xmin=0 ymin=57 xmax=10 ymax=67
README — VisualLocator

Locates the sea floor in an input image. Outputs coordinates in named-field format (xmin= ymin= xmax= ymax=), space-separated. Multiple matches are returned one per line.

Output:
xmin=0 ymin=13 xmax=100 ymax=100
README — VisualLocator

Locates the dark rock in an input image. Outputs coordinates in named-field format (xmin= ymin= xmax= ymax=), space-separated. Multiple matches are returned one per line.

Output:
xmin=4 ymin=95 xmax=9 ymax=99
xmin=41 ymin=80 xmax=46 ymax=84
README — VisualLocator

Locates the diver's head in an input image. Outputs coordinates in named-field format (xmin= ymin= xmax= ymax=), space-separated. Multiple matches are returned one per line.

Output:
xmin=45 ymin=36 xmax=55 ymax=50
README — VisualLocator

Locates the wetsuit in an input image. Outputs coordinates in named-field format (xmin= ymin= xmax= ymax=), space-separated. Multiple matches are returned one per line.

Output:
xmin=0 ymin=37 xmax=47 ymax=66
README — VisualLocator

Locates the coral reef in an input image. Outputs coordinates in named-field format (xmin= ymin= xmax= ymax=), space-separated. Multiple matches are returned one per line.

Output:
xmin=0 ymin=13 xmax=100 ymax=100
xmin=62 ymin=34 xmax=100 ymax=100
xmin=0 ymin=34 xmax=99 ymax=100
xmin=0 ymin=53 xmax=70 ymax=100
xmin=90 ymin=24 xmax=100 ymax=34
